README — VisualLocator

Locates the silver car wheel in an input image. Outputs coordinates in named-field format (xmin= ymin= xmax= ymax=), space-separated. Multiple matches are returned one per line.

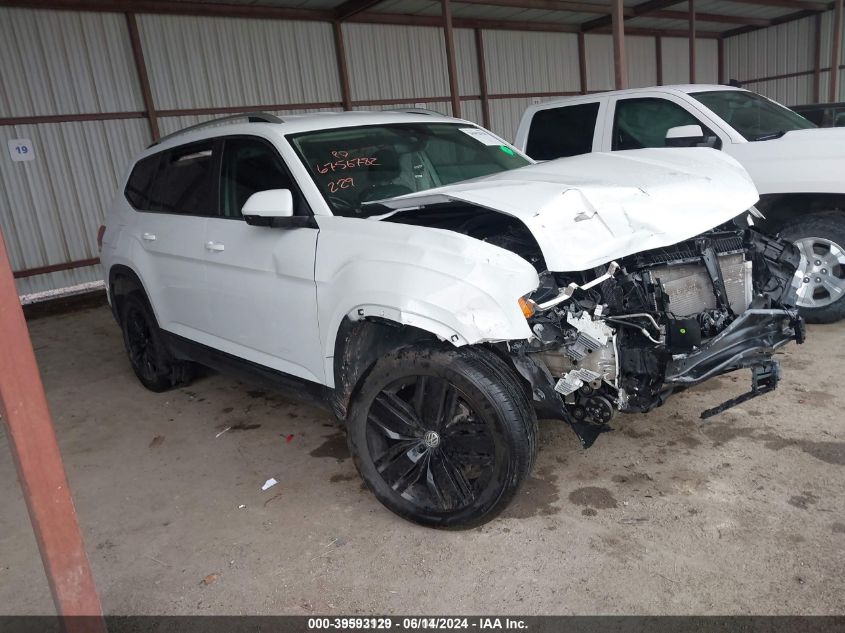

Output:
xmin=793 ymin=236 xmax=845 ymax=309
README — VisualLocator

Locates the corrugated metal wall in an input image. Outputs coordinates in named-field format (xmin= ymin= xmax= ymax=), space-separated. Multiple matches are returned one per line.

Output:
xmin=344 ymin=23 xmax=450 ymax=106
xmin=660 ymin=37 xmax=718 ymax=85
xmin=0 ymin=9 xmax=142 ymax=117
xmin=584 ymin=33 xmax=717 ymax=91
xmin=138 ymin=15 xmax=342 ymax=111
xmin=1 ymin=5 xmax=724 ymax=297
xmin=0 ymin=8 xmax=150 ymax=296
xmin=696 ymin=39 xmax=720 ymax=84
xmin=0 ymin=120 xmax=150 ymax=294
xmin=585 ymin=34 xmax=614 ymax=91
xmin=724 ymin=8 xmax=845 ymax=106
xmin=627 ymin=36 xmax=659 ymax=88
xmin=489 ymin=97 xmax=536 ymax=142
xmin=482 ymin=30 xmax=580 ymax=94
xmin=724 ymin=14 xmax=816 ymax=105
xmin=455 ymin=29 xmax=481 ymax=97
xmin=483 ymin=30 xmax=580 ymax=140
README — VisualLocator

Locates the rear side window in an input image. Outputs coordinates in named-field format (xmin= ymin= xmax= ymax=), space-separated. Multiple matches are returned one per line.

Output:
xmin=124 ymin=154 xmax=158 ymax=209
xmin=146 ymin=141 xmax=217 ymax=216
xmin=525 ymin=103 xmax=600 ymax=160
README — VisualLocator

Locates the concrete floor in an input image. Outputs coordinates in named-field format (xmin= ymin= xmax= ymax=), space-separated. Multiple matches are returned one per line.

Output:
xmin=1 ymin=302 xmax=843 ymax=615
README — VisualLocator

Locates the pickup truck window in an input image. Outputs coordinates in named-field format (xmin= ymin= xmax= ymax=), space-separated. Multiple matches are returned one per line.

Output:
xmin=612 ymin=98 xmax=707 ymax=150
xmin=526 ymin=102 xmax=599 ymax=160
xmin=692 ymin=90 xmax=815 ymax=141
xmin=288 ymin=123 xmax=530 ymax=217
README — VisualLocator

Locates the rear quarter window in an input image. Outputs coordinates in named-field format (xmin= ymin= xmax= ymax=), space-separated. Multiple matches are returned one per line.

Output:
xmin=124 ymin=154 xmax=159 ymax=209
xmin=525 ymin=102 xmax=600 ymax=160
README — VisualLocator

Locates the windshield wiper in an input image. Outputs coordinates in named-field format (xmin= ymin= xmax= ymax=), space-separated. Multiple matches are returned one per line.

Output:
xmin=752 ymin=130 xmax=787 ymax=141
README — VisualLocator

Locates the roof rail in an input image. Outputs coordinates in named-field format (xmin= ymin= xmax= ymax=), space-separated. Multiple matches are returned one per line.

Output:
xmin=149 ymin=111 xmax=283 ymax=147
xmin=386 ymin=107 xmax=442 ymax=116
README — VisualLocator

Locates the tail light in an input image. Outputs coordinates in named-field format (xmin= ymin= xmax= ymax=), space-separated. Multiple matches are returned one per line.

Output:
xmin=97 ymin=225 xmax=106 ymax=252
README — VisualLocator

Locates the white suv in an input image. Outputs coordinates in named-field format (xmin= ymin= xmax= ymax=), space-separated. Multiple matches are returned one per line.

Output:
xmin=101 ymin=110 xmax=804 ymax=528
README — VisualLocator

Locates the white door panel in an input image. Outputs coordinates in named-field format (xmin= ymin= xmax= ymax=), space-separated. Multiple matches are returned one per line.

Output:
xmin=204 ymin=218 xmax=324 ymax=384
xmin=132 ymin=212 xmax=211 ymax=338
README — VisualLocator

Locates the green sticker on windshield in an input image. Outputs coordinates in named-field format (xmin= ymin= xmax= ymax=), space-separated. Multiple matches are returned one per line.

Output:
xmin=499 ymin=145 xmax=515 ymax=156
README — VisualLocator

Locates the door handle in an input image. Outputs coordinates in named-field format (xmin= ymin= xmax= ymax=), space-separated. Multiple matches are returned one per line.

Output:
xmin=142 ymin=232 xmax=156 ymax=241
xmin=205 ymin=241 xmax=225 ymax=252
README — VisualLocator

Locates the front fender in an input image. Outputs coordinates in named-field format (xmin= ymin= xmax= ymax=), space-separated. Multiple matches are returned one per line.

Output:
xmin=315 ymin=217 xmax=539 ymax=388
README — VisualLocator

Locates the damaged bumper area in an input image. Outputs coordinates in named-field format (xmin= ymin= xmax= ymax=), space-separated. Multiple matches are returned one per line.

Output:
xmin=511 ymin=225 xmax=805 ymax=448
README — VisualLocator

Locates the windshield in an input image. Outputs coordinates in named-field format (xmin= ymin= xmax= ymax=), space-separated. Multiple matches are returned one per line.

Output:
xmin=287 ymin=123 xmax=531 ymax=217
xmin=691 ymin=90 xmax=815 ymax=141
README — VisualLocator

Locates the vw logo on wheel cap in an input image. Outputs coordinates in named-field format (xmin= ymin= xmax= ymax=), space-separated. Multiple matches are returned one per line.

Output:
xmin=422 ymin=430 xmax=441 ymax=449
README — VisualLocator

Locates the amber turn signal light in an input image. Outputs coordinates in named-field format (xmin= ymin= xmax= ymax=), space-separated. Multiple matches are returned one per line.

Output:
xmin=518 ymin=296 xmax=535 ymax=319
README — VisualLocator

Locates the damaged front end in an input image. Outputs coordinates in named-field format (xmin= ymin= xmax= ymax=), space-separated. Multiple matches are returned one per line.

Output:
xmin=511 ymin=224 xmax=806 ymax=448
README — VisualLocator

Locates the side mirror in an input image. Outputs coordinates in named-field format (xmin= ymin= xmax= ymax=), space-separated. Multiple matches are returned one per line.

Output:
xmin=243 ymin=189 xmax=293 ymax=219
xmin=665 ymin=125 xmax=721 ymax=149
xmin=665 ymin=125 xmax=705 ymax=147
xmin=242 ymin=189 xmax=313 ymax=228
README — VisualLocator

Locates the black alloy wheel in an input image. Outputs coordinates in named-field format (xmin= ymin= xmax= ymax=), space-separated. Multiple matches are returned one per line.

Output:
xmin=366 ymin=375 xmax=496 ymax=513
xmin=119 ymin=293 xmax=193 ymax=392
xmin=347 ymin=345 xmax=537 ymax=528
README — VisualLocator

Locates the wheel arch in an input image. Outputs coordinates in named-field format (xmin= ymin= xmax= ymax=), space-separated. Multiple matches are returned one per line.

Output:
xmin=328 ymin=315 xmax=539 ymax=424
xmin=755 ymin=193 xmax=845 ymax=232
xmin=108 ymin=264 xmax=152 ymax=324
xmin=329 ymin=316 xmax=441 ymax=420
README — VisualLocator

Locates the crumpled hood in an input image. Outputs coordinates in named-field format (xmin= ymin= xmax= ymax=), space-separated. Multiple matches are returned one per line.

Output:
xmin=373 ymin=147 xmax=759 ymax=272
xmin=726 ymin=127 xmax=845 ymax=195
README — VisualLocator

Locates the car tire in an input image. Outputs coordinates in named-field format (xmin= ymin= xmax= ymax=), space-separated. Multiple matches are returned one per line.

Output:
xmin=119 ymin=292 xmax=194 ymax=392
xmin=347 ymin=344 xmax=537 ymax=529
xmin=779 ymin=211 xmax=845 ymax=324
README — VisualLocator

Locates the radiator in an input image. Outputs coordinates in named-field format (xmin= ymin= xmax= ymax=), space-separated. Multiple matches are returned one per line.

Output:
xmin=650 ymin=253 xmax=753 ymax=316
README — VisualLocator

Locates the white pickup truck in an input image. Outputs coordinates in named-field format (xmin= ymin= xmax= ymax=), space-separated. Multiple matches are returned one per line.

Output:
xmin=515 ymin=85 xmax=845 ymax=323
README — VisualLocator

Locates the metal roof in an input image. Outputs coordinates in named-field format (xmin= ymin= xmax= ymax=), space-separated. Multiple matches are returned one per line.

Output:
xmin=132 ymin=0 xmax=836 ymax=39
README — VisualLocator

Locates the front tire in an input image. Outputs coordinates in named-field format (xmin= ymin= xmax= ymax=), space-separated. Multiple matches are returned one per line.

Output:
xmin=347 ymin=345 xmax=537 ymax=529
xmin=119 ymin=293 xmax=194 ymax=392
xmin=780 ymin=211 xmax=845 ymax=324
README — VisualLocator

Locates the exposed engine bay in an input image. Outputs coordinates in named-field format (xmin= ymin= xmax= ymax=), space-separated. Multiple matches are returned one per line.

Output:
xmin=385 ymin=205 xmax=806 ymax=448
xmin=514 ymin=222 xmax=804 ymax=445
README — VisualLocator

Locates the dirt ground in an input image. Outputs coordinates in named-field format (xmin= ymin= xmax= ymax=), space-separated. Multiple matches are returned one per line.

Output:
xmin=1 ymin=302 xmax=843 ymax=615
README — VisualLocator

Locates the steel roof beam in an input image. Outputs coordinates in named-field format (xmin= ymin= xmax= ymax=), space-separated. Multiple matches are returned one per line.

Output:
xmin=454 ymin=0 xmax=769 ymax=25
xmin=334 ymin=0 xmax=385 ymax=21
xmin=453 ymin=0 xmax=634 ymax=16
xmin=581 ymin=0 xmax=684 ymax=32
xmin=348 ymin=10 xmax=579 ymax=32
xmin=714 ymin=0 xmax=827 ymax=10
xmin=0 ymin=0 xmax=334 ymax=20
xmin=650 ymin=9 xmax=771 ymax=26
xmin=720 ymin=2 xmax=834 ymax=39
xmin=1 ymin=0 xmax=724 ymax=38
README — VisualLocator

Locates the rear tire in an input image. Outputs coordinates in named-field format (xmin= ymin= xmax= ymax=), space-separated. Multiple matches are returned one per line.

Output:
xmin=119 ymin=293 xmax=194 ymax=392
xmin=779 ymin=211 xmax=845 ymax=324
xmin=347 ymin=344 xmax=537 ymax=529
